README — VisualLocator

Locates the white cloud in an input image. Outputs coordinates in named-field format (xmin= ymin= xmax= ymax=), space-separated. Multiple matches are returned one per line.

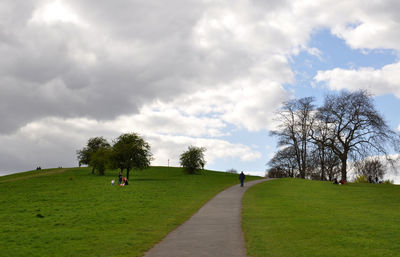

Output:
xmin=314 ymin=62 xmax=400 ymax=98
xmin=30 ymin=0 xmax=85 ymax=26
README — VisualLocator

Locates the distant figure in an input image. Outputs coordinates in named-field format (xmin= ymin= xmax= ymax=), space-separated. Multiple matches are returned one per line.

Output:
xmin=375 ymin=176 xmax=379 ymax=184
xmin=118 ymin=171 xmax=123 ymax=184
xmin=111 ymin=179 xmax=115 ymax=185
xmin=368 ymin=175 xmax=373 ymax=183
xmin=124 ymin=178 xmax=129 ymax=186
xmin=340 ymin=179 xmax=345 ymax=185
xmin=333 ymin=178 xmax=338 ymax=184
xmin=239 ymin=171 xmax=246 ymax=187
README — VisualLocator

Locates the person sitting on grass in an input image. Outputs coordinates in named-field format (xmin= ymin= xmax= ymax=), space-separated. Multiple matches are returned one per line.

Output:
xmin=120 ymin=177 xmax=126 ymax=186
xmin=124 ymin=178 xmax=129 ymax=186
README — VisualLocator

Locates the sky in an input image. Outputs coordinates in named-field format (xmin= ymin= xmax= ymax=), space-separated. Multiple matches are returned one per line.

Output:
xmin=1 ymin=0 xmax=400 ymax=181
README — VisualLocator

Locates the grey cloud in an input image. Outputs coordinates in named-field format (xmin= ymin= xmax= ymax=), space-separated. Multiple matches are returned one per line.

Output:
xmin=1 ymin=0 xmax=297 ymax=134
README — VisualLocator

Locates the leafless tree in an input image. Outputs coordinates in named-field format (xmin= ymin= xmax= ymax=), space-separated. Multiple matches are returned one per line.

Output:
xmin=270 ymin=97 xmax=315 ymax=178
xmin=267 ymin=146 xmax=298 ymax=177
xmin=313 ymin=90 xmax=400 ymax=181
xmin=310 ymin=109 xmax=341 ymax=180
xmin=355 ymin=158 xmax=385 ymax=180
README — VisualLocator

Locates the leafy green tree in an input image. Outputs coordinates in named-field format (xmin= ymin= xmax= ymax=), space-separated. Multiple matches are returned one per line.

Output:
xmin=111 ymin=133 xmax=152 ymax=181
xmin=77 ymin=137 xmax=111 ymax=174
xmin=90 ymin=146 xmax=111 ymax=175
xmin=180 ymin=146 xmax=206 ymax=174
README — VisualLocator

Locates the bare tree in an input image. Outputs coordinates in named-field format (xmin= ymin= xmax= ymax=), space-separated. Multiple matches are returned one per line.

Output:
xmin=314 ymin=90 xmax=400 ymax=181
xmin=266 ymin=167 xmax=289 ymax=178
xmin=355 ymin=158 xmax=385 ymax=181
xmin=309 ymin=110 xmax=342 ymax=180
xmin=267 ymin=146 xmax=298 ymax=177
xmin=270 ymin=97 xmax=315 ymax=178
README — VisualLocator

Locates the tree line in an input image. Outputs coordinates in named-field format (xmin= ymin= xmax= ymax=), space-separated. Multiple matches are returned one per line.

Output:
xmin=77 ymin=132 xmax=206 ymax=179
xmin=267 ymin=90 xmax=400 ymax=182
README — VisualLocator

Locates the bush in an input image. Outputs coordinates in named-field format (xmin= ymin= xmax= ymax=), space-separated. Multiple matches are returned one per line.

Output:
xmin=226 ymin=168 xmax=238 ymax=174
xmin=382 ymin=179 xmax=394 ymax=184
xmin=354 ymin=175 xmax=368 ymax=183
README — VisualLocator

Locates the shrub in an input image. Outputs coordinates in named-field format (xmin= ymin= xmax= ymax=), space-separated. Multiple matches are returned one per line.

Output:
xmin=226 ymin=168 xmax=238 ymax=174
xmin=354 ymin=175 xmax=368 ymax=183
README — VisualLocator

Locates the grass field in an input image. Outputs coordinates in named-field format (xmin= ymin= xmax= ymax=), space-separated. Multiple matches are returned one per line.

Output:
xmin=242 ymin=178 xmax=400 ymax=257
xmin=0 ymin=167 xmax=257 ymax=257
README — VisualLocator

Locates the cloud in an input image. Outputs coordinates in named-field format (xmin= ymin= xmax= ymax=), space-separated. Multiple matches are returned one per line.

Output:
xmin=0 ymin=0 xmax=298 ymax=134
xmin=314 ymin=62 xmax=400 ymax=98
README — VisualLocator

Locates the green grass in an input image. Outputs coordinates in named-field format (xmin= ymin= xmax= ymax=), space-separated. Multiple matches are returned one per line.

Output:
xmin=0 ymin=167 xmax=259 ymax=257
xmin=242 ymin=178 xmax=400 ymax=257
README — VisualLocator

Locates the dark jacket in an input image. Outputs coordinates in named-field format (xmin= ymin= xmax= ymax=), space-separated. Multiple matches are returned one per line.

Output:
xmin=239 ymin=172 xmax=245 ymax=181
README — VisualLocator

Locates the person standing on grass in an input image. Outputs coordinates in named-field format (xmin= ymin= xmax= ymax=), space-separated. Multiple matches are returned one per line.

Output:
xmin=239 ymin=171 xmax=246 ymax=187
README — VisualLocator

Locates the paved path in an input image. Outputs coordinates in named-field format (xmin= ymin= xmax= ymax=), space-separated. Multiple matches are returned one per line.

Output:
xmin=143 ymin=178 xmax=270 ymax=257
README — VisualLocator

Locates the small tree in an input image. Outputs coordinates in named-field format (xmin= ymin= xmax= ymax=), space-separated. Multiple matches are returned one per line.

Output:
xmin=180 ymin=146 xmax=206 ymax=174
xmin=77 ymin=137 xmax=111 ymax=174
xmin=111 ymin=133 xmax=152 ymax=181
xmin=268 ymin=146 xmax=298 ymax=178
xmin=266 ymin=167 xmax=288 ymax=178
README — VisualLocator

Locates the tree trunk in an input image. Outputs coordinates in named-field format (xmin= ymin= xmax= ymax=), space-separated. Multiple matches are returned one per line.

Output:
xmin=320 ymin=157 xmax=325 ymax=181
xmin=340 ymin=158 xmax=347 ymax=181
xmin=328 ymin=169 xmax=333 ymax=181
xmin=126 ymin=168 xmax=130 ymax=181
xmin=320 ymin=146 xmax=325 ymax=181
xmin=91 ymin=166 xmax=95 ymax=174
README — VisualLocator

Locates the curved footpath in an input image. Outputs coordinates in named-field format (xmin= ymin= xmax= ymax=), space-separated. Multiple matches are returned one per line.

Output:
xmin=143 ymin=178 xmax=271 ymax=257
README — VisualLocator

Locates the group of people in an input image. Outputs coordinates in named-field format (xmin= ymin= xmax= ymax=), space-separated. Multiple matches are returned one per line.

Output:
xmin=118 ymin=171 xmax=129 ymax=186
xmin=333 ymin=175 xmax=380 ymax=184
xmin=111 ymin=171 xmax=129 ymax=186
xmin=333 ymin=178 xmax=346 ymax=185
xmin=368 ymin=175 xmax=380 ymax=184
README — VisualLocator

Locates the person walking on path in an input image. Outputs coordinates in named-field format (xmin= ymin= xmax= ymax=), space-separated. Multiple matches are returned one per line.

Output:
xmin=239 ymin=171 xmax=246 ymax=187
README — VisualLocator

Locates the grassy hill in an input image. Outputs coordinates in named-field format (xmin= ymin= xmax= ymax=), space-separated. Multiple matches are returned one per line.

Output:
xmin=242 ymin=178 xmax=400 ymax=257
xmin=0 ymin=167 xmax=258 ymax=257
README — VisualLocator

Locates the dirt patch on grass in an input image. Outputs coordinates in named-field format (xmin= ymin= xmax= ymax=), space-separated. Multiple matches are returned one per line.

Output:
xmin=0 ymin=169 xmax=68 ymax=183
